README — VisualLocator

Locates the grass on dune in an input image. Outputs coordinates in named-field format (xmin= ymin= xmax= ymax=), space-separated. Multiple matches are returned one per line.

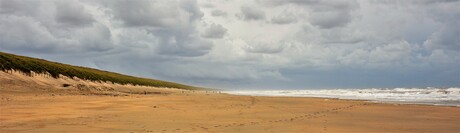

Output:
xmin=0 ymin=51 xmax=203 ymax=90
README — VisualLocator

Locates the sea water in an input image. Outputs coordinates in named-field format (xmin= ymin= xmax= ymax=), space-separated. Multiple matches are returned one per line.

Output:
xmin=224 ymin=87 xmax=460 ymax=106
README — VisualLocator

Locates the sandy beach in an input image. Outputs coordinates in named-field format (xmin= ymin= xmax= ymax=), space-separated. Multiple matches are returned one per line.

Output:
xmin=2 ymin=92 xmax=460 ymax=133
xmin=1 ymin=72 xmax=460 ymax=133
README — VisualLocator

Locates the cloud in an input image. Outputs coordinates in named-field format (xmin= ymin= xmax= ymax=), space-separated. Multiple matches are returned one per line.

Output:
xmin=0 ymin=16 xmax=60 ymax=53
xmin=1 ymin=0 xmax=459 ymax=89
xmin=74 ymin=23 xmax=113 ymax=52
xmin=309 ymin=11 xmax=352 ymax=29
xmin=308 ymin=1 xmax=358 ymax=28
xmin=423 ymin=23 xmax=460 ymax=51
xmin=367 ymin=41 xmax=417 ymax=66
xmin=155 ymin=34 xmax=213 ymax=57
xmin=260 ymin=0 xmax=358 ymax=28
xmin=0 ymin=0 xmax=115 ymax=53
xmin=0 ymin=0 xmax=41 ymax=16
xmin=238 ymin=6 xmax=265 ymax=21
xmin=55 ymin=0 xmax=94 ymax=27
xmin=244 ymin=41 xmax=287 ymax=54
xmin=201 ymin=23 xmax=227 ymax=39
xmin=211 ymin=9 xmax=228 ymax=17
xmin=106 ymin=0 xmax=202 ymax=28
xmin=409 ymin=0 xmax=460 ymax=52
xmin=270 ymin=11 xmax=297 ymax=24
xmin=98 ymin=0 xmax=212 ymax=57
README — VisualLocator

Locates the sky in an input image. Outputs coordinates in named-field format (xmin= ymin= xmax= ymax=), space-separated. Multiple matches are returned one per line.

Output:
xmin=0 ymin=0 xmax=459 ymax=90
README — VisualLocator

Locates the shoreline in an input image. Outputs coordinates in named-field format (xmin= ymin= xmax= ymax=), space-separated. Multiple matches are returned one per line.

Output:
xmin=225 ymin=94 xmax=460 ymax=108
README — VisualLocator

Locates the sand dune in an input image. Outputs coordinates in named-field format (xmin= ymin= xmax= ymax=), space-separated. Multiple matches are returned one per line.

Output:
xmin=1 ymin=71 xmax=459 ymax=132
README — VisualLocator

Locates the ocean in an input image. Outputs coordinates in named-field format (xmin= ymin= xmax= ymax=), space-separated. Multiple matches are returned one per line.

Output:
xmin=224 ymin=87 xmax=460 ymax=106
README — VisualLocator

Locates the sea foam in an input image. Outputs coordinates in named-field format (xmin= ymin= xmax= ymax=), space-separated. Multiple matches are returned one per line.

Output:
xmin=224 ymin=87 xmax=460 ymax=106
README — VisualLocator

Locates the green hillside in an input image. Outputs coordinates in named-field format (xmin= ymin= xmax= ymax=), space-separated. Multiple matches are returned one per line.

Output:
xmin=0 ymin=52 xmax=202 ymax=90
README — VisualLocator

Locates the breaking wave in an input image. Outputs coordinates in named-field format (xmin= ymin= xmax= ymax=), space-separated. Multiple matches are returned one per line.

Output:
xmin=224 ymin=87 xmax=460 ymax=106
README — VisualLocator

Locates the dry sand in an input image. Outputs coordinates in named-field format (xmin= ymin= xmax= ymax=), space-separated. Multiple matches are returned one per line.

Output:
xmin=1 ymin=71 xmax=459 ymax=133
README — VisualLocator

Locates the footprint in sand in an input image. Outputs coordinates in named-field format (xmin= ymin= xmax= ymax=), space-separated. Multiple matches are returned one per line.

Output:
xmin=323 ymin=119 xmax=328 ymax=131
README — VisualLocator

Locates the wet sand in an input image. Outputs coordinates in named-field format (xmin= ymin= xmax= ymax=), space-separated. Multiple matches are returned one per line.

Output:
xmin=1 ymin=72 xmax=460 ymax=132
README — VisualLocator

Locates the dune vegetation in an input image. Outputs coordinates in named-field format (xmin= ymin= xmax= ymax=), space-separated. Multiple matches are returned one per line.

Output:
xmin=0 ymin=51 xmax=202 ymax=90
